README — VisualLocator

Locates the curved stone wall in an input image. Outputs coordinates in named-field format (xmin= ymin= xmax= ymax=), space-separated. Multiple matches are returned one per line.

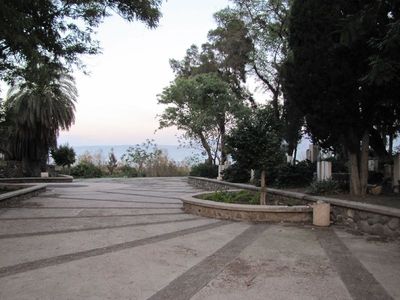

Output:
xmin=180 ymin=193 xmax=312 ymax=223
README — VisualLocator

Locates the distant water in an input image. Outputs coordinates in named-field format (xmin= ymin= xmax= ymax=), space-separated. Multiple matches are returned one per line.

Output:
xmin=72 ymin=145 xmax=203 ymax=163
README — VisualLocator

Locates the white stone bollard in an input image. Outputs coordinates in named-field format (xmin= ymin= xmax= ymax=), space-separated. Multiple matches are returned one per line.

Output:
xmin=217 ymin=164 xmax=225 ymax=181
xmin=313 ymin=201 xmax=330 ymax=227
xmin=317 ymin=161 xmax=332 ymax=181
xmin=41 ymin=172 xmax=49 ymax=178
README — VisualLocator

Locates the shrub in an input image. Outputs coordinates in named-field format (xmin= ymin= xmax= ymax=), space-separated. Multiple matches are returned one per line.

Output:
xmin=222 ymin=163 xmax=251 ymax=183
xmin=307 ymin=180 xmax=341 ymax=195
xmin=199 ymin=190 xmax=259 ymax=205
xmin=189 ymin=163 xmax=218 ymax=178
xmin=273 ymin=160 xmax=315 ymax=187
xmin=119 ymin=165 xmax=138 ymax=178
xmin=70 ymin=162 xmax=103 ymax=178
xmin=51 ymin=144 xmax=76 ymax=168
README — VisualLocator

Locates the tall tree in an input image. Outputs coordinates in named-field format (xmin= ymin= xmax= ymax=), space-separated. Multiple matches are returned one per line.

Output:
xmin=212 ymin=1 xmax=303 ymax=161
xmin=158 ymin=73 xmax=247 ymax=165
xmin=283 ymin=0 xmax=400 ymax=195
xmin=4 ymin=64 xmax=76 ymax=176
xmin=226 ymin=105 xmax=285 ymax=204
xmin=0 ymin=0 xmax=162 ymax=84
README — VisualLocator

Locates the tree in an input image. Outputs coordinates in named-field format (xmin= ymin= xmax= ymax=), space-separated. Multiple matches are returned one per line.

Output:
xmin=158 ymin=73 xmax=247 ymax=165
xmin=0 ymin=0 xmax=162 ymax=84
xmin=51 ymin=144 xmax=76 ymax=172
xmin=121 ymin=140 xmax=160 ymax=176
xmin=107 ymin=148 xmax=118 ymax=175
xmin=4 ymin=65 xmax=76 ymax=176
xmin=211 ymin=1 xmax=303 ymax=161
xmin=283 ymin=0 xmax=400 ymax=196
xmin=226 ymin=106 xmax=285 ymax=204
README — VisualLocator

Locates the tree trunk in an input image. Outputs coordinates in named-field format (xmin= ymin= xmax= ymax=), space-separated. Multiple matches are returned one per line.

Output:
xmin=348 ymin=151 xmax=361 ymax=196
xmin=198 ymin=133 xmax=213 ymax=165
xmin=22 ymin=158 xmax=41 ymax=177
xmin=219 ymin=122 xmax=226 ymax=165
xmin=360 ymin=131 xmax=370 ymax=197
xmin=293 ymin=143 xmax=298 ymax=165
xmin=260 ymin=170 xmax=267 ymax=205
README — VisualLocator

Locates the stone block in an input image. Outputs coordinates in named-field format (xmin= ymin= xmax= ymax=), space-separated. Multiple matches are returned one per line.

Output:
xmin=370 ymin=223 xmax=385 ymax=236
xmin=358 ymin=220 xmax=370 ymax=233
xmin=313 ymin=202 xmax=330 ymax=227
xmin=387 ymin=218 xmax=399 ymax=231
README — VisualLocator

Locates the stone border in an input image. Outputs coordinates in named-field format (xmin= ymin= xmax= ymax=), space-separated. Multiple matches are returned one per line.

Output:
xmin=180 ymin=192 xmax=312 ymax=223
xmin=188 ymin=177 xmax=400 ymax=237
xmin=0 ymin=175 xmax=73 ymax=184
xmin=0 ymin=184 xmax=47 ymax=203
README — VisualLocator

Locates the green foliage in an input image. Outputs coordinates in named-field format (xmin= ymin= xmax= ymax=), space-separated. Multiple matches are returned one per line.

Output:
xmin=121 ymin=140 xmax=190 ymax=177
xmin=307 ymin=180 xmax=341 ymax=195
xmin=119 ymin=165 xmax=138 ymax=178
xmin=121 ymin=140 xmax=159 ymax=175
xmin=4 ymin=66 xmax=76 ymax=162
xmin=71 ymin=162 xmax=103 ymax=178
xmin=272 ymin=160 xmax=315 ymax=188
xmin=51 ymin=144 xmax=76 ymax=168
xmin=189 ymin=163 xmax=218 ymax=178
xmin=0 ymin=0 xmax=162 ymax=83
xmin=199 ymin=190 xmax=259 ymax=205
xmin=222 ymin=163 xmax=251 ymax=183
xmin=158 ymin=72 xmax=248 ymax=164
xmin=226 ymin=105 xmax=285 ymax=172
xmin=2 ymin=66 xmax=76 ymax=176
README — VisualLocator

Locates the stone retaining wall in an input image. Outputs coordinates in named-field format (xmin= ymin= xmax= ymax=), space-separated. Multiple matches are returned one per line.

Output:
xmin=0 ymin=184 xmax=47 ymax=206
xmin=0 ymin=175 xmax=73 ymax=183
xmin=0 ymin=161 xmax=23 ymax=178
xmin=188 ymin=177 xmax=400 ymax=238
xmin=181 ymin=193 xmax=312 ymax=223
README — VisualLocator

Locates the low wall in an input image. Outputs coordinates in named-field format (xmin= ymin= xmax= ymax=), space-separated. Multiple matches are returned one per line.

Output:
xmin=0 ymin=175 xmax=73 ymax=184
xmin=0 ymin=184 xmax=47 ymax=205
xmin=188 ymin=177 xmax=400 ymax=238
xmin=181 ymin=193 xmax=312 ymax=223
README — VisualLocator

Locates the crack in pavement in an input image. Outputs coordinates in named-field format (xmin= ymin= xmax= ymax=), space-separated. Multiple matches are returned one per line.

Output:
xmin=0 ymin=220 xmax=228 ymax=279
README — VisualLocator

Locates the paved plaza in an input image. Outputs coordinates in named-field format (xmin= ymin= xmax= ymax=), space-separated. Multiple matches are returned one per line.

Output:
xmin=0 ymin=177 xmax=399 ymax=299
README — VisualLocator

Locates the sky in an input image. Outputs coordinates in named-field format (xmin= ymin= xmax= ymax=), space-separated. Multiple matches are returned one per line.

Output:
xmin=58 ymin=0 xmax=238 ymax=147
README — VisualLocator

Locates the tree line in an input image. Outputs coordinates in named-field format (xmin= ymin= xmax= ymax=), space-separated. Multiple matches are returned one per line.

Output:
xmin=158 ymin=0 xmax=400 ymax=197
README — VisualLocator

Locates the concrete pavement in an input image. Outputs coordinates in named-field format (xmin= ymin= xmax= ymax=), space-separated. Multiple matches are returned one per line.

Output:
xmin=0 ymin=177 xmax=398 ymax=299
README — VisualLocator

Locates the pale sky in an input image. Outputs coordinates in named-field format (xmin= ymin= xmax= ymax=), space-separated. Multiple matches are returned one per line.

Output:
xmin=58 ymin=0 xmax=237 ymax=146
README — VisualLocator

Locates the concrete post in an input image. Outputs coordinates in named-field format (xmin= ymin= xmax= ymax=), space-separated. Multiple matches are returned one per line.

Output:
xmin=250 ymin=169 xmax=255 ymax=183
xmin=317 ymin=161 xmax=332 ymax=181
xmin=313 ymin=201 xmax=330 ymax=227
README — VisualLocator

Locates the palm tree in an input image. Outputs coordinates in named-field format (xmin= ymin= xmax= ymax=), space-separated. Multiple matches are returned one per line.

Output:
xmin=5 ymin=66 xmax=77 ymax=176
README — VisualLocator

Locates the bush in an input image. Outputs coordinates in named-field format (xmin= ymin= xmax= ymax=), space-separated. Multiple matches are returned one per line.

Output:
xmin=189 ymin=163 xmax=218 ymax=178
xmin=307 ymin=180 xmax=341 ymax=195
xmin=51 ymin=144 xmax=76 ymax=168
xmin=119 ymin=165 xmax=138 ymax=178
xmin=70 ymin=162 xmax=103 ymax=178
xmin=199 ymin=190 xmax=259 ymax=205
xmin=273 ymin=160 xmax=315 ymax=187
xmin=222 ymin=163 xmax=251 ymax=183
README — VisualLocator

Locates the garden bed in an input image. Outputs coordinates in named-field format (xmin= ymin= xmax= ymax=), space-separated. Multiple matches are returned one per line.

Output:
xmin=182 ymin=190 xmax=312 ymax=223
